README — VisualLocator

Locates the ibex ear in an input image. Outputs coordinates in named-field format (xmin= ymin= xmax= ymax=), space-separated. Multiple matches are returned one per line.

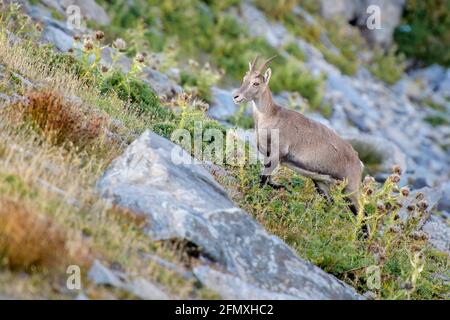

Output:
xmin=248 ymin=62 xmax=253 ymax=71
xmin=263 ymin=68 xmax=272 ymax=84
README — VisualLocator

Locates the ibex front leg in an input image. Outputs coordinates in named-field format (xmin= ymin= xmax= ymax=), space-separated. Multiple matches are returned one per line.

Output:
xmin=257 ymin=128 xmax=285 ymax=189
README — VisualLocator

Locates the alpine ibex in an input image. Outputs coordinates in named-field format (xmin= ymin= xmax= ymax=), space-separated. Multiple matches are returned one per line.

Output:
xmin=232 ymin=56 xmax=364 ymax=218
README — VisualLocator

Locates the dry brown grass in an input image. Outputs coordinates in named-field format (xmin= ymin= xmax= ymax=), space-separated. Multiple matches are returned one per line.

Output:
xmin=0 ymin=198 xmax=91 ymax=272
xmin=6 ymin=89 xmax=106 ymax=149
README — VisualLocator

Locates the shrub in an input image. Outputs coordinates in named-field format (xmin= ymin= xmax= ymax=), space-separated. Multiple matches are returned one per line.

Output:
xmin=394 ymin=0 xmax=450 ymax=67
xmin=100 ymin=71 xmax=172 ymax=121
xmin=370 ymin=46 xmax=406 ymax=85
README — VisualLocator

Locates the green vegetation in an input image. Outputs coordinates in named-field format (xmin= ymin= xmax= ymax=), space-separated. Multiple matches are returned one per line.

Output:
xmin=394 ymin=0 xmax=450 ymax=67
xmin=369 ymin=46 xmax=406 ymax=85
xmin=218 ymin=163 xmax=449 ymax=299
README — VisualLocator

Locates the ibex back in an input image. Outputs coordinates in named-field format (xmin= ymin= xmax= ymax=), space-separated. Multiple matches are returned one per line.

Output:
xmin=233 ymin=56 xmax=364 ymax=219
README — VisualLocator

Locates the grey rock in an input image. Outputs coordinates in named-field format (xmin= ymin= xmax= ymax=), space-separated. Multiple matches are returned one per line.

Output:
xmin=42 ymin=25 xmax=74 ymax=52
xmin=319 ymin=0 xmax=406 ymax=47
xmin=207 ymin=87 xmax=239 ymax=121
xmin=193 ymin=266 xmax=299 ymax=300
xmin=142 ymin=67 xmax=182 ymax=99
xmin=88 ymin=260 xmax=170 ymax=300
xmin=423 ymin=216 xmax=450 ymax=255
xmin=437 ymin=181 xmax=450 ymax=213
xmin=97 ymin=131 xmax=362 ymax=299
xmin=344 ymin=133 xmax=407 ymax=177
xmin=239 ymin=3 xmax=291 ymax=48
xmin=320 ymin=0 xmax=359 ymax=21
xmin=357 ymin=0 xmax=406 ymax=48
xmin=60 ymin=0 xmax=110 ymax=26
xmin=88 ymin=260 xmax=124 ymax=287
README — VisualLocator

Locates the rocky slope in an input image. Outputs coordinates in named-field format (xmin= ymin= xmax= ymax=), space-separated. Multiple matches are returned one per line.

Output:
xmin=0 ymin=0 xmax=449 ymax=299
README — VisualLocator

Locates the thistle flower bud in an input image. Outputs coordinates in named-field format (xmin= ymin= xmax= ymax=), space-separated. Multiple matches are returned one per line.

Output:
xmin=406 ymin=204 xmax=415 ymax=212
xmin=389 ymin=174 xmax=401 ymax=183
xmin=376 ymin=202 xmax=386 ymax=212
xmin=101 ymin=65 xmax=109 ymax=73
xmin=388 ymin=225 xmax=401 ymax=233
xmin=363 ymin=176 xmax=375 ymax=185
xmin=411 ymin=231 xmax=429 ymax=241
xmin=180 ymin=92 xmax=189 ymax=102
xmin=365 ymin=187 xmax=373 ymax=196
xmin=415 ymin=192 xmax=425 ymax=201
xmin=385 ymin=202 xmax=393 ymax=211
xmin=113 ymin=38 xmax=127 ymax=51
xmin=394 ymin=201 xmax=403 ymax=209
xmin=73 ymin=34 xmax=81 ymax=41
xmin=35 ymin=23 xmax=43 ymax=32
xmin=410 ymin=244 xmax=421 ymax=252
xmin=135 ymin=53 xmax=145 ymax=63
xmin=83 ymin=39 xmax=94 ymax=51
xmin=95 ymin=30 xmax=105 ymax=41
xmin=392 ymin=164 xmax=402 ymax=175
xmin=417 ymin=200 xmax=428 ymax=210
xmin=401 ymin=187 xmax=410 ymax=197
xmin=68 ymin=48 xmax=74 ymax=53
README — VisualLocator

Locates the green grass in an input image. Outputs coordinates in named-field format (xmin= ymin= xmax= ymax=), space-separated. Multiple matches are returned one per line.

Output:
xmin=370 ymin=47 xmax=406 ymax=85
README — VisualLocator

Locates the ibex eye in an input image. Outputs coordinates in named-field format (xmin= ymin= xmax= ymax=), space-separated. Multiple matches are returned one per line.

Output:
xmin=253 ymin=82 xmax=260 ymax=87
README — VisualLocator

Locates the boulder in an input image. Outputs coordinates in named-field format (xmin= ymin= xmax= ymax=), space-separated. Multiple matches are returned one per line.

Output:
xmin=193 ymin=266 xmax=298 ymax=300
xmin=42 ymin=25 xmax=74 ymax=52
xmin=239 ymin=3 xmax=291 ymax=48
xmin=319 ymin=0 xmax=406 ymax=47
xmin=343 ymin=133 xmax=407 ymax=181
xmin=88 ymin=260 xmax=170 ymax=300
xmin=60 ymin=0 xmax=110 ymax=26
xmin=97 ymin=130 xmax=362 ymax=299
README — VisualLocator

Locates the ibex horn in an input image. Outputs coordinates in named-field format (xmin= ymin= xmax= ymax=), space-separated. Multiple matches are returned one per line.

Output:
xmin=258 ymin=55 xmax=277 ymax=72
xmin=250 ymin=55 xmax=260 ymax=71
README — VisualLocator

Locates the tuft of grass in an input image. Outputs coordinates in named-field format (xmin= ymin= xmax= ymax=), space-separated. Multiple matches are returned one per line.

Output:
xmin=6 ymin=89 xmax=105 ymax=149
xmin=424 ymin=115 xmax=449 ymax=127
xmin=0 ymin=198 xmax=91 ymax=272
xmin=369 ymin=46 xmax=406 ymax=85
xmin=100 ymin=71 xmax=169 ymax=118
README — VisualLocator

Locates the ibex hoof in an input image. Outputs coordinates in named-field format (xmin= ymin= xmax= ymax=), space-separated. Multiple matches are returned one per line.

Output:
xmin=259 ymin=175 xmax=288 ymax=190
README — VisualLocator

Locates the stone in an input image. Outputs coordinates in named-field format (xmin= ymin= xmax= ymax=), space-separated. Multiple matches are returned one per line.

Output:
xmin=97 ymin=131 xmax=362 ymax=299
xmin=207 ymin=87 xmax=239 ymax=121
xmin=239 ymin=3 xmax=291 ymax=48
xmin=319 ymin=0 xmax=406 ymax=47
xmin=343 ymin=133 xmax=408 ymax=178
xmin=42 ymin=25 xmax=74 ymax=52
xmin=60 ymin=0 xmax=110 ymax=26
xmin=193 ymin=266 xmax=299 ymax=300
xmin=142 ymin=67 xmax=182 ymax=99
xmin=88 ymin=260 xmax=170 ymax=300
xmin=422 ymin=217 xmax=450 ymax=255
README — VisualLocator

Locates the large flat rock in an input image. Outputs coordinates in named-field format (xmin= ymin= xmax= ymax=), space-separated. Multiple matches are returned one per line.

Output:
xmin=97 ymin=130 xmax=361 ymax=299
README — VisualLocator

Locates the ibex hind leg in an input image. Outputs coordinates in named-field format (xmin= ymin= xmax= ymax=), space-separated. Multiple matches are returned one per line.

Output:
xmin=345 ymin=190 xmax=369 ymax=239
xmin=313 ymin=180 xmax=333 ymax=203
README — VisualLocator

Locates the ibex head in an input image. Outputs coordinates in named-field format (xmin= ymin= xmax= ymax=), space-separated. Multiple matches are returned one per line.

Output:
xmin=233 ymin=55 xmax=277 ymax=104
